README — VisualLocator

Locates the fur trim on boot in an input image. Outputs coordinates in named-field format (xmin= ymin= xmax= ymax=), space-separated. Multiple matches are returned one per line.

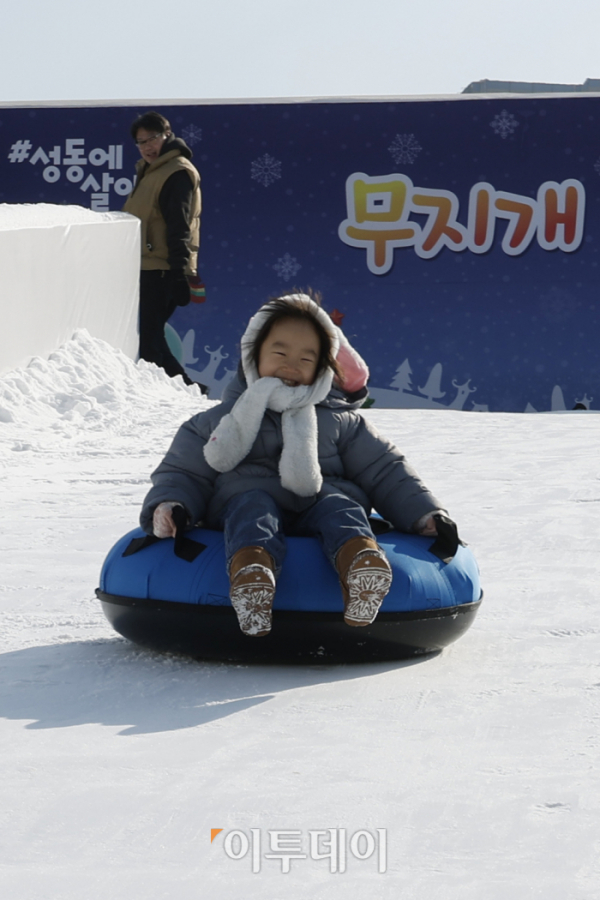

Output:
xmin=229 ymin=546 xmax=276 ymax=637
xmin=336 ymin=536 xmax=392 ymax=627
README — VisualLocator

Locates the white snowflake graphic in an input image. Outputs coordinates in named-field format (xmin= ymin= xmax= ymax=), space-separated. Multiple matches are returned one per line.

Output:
xmin=273 ymin=253 xmax=301 ymax=282
xmin=490 ymin=110 xmax=519 ymax=140
xmin=594 ymin=157 xmax=600 ymax=176
xmin=388 ymin=133 xmax=422 ymax=165
xmin=251 ymin=153 xmax=282 ymax=187
xmin=181 ymin=124 xmax=203 ymax=146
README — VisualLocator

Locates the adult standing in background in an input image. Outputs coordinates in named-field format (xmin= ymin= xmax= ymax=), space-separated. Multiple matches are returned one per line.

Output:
xmin=123 ymin=111 xmax=205 ymax=390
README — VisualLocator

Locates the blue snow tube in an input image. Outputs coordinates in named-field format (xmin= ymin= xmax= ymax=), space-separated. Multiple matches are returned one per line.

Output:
xmin=96 ymin=523 xmax=482 ymax=662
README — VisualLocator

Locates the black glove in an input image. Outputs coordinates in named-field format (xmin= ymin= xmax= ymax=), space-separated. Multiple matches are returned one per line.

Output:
xmin=428 ymin=514 xmax=465 ymax=564
xmin=165 ymin=270 xmax=191 ymax=309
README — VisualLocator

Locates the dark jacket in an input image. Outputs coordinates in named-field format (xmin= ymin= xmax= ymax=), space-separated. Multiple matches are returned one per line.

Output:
xmin=140 ymin=372 xmax=444 ymax=534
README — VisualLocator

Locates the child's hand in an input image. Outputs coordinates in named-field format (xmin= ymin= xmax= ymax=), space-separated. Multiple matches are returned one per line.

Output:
xmin=418 ymin=516 xmax=438 ymax=536
xmin=413 ymin=512 xmax=442 ymax=536
xmin=153 ymin=501 xmax=183 ymax=538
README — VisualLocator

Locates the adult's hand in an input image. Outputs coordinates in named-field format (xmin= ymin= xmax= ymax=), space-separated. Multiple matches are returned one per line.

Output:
xmin=165 ymin=271 xmax=191 ymax=308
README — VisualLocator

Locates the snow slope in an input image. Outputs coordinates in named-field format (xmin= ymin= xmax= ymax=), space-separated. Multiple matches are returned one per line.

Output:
xmin=1 ymin=332 xmax=599 ymax=899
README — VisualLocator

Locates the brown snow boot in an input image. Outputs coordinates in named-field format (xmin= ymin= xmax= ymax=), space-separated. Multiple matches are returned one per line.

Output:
xmin=336 ymin=536 xmax=392 ymax=627
xmin=229 ymin=546 xmax=276 ymax=637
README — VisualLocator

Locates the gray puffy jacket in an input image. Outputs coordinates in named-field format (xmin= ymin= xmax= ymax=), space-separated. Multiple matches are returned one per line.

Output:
xmin=139 ymin=372 xmax=444 ymax=534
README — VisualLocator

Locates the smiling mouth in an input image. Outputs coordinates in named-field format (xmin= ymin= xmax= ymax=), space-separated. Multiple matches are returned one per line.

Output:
xmin=281 ymin=378 xmax=299 ymax=387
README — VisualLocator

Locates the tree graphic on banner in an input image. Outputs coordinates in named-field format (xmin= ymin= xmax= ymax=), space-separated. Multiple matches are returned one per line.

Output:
xmin=390 ymin=359 xmax=413 ymax=392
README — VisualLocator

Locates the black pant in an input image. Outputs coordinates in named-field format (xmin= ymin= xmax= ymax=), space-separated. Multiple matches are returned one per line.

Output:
xmin=138 ymin=270 xmax=189 ymax=381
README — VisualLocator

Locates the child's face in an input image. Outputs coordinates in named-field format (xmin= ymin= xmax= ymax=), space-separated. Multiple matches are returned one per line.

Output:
xmin=258 ymin=317 xmax=320 ymax=386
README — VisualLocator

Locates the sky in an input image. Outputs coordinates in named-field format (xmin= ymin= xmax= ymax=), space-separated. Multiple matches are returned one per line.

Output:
xmin=2 ymin=0 xmax=600 ymax=104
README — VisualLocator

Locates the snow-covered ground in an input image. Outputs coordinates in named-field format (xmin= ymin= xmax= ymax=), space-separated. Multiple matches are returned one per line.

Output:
xmin=1 ymin=331 xmax=599 ymax=899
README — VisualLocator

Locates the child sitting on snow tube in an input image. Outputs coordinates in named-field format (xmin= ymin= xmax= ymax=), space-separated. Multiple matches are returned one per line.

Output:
xmin=139 ymin=292 xmax=457 ymax=638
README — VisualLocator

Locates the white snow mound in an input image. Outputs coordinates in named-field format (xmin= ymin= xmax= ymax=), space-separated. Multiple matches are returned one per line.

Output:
xmin=0 ymin=328 xmax=213 ymax=433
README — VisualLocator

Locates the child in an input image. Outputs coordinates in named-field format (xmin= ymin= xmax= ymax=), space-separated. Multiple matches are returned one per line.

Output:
xmin=140 ymin=293 xmax=448 ymax=637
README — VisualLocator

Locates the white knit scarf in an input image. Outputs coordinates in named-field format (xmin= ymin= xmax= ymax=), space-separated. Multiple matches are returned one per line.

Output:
xmin=203 ymin=295 xmax=340 ymax=497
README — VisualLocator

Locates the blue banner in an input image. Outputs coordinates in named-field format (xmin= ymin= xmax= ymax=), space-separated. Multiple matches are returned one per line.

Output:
xmin=2 ymin=96 xmax=599 ymax=411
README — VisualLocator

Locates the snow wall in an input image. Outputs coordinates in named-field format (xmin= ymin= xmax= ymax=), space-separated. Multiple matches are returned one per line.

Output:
xmin=0 ymin=204 xmax=139 ymax=376
xmin=1 ymin=96 xmax=600 ymax=410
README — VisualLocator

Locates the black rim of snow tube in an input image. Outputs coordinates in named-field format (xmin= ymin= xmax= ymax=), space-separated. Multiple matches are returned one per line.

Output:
xmin=96 ymin=589 xmax=483 ymax=663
